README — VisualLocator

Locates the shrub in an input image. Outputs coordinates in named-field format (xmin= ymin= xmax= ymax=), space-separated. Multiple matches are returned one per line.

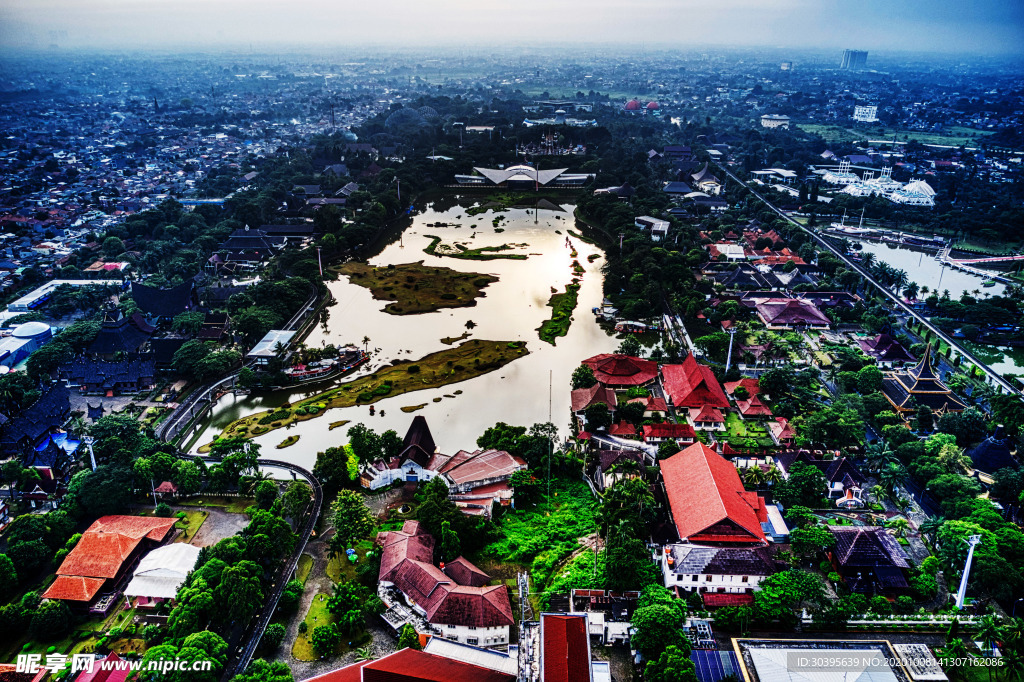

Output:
xmin=298 ymin=621 xmax=308 ymax=634
xmin=155 ymin=503 xmax=173 ymax=518
xmin=440 ymin=293 xmax=457 ymax=300
xmin=407 ymin=365 xmax=420 ymax=374
xmin=827 ymin=572 xmax=843 ymax=584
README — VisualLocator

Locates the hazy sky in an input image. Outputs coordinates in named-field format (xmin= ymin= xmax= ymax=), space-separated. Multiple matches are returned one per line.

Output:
xmin=1 ymin=0 xmax=1022 ymax=54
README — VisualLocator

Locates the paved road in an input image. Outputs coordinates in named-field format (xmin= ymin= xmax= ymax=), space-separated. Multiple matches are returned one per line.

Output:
xmin=715 ymin=163 xmax=1023 ymax=401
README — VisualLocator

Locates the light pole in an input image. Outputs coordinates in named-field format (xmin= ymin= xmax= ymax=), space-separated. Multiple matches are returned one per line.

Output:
xmin=954 ymin=534 xmax=983 ymax=610
xmin=393 ymin=177 xmax=401 ymax=205
xmin=315 ymin=246 xmax=323 ymax=277
xmin=725 ymin=327 xmax=738 ymax=374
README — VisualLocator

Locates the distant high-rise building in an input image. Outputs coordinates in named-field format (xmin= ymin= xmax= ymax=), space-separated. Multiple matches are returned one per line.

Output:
xmin=780 ymin=61 xmax=793 ymax=71
xmin=841 ymin=50 xmax=868 ymax=70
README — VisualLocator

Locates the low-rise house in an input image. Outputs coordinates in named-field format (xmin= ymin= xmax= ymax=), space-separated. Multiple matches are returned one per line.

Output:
xmin=689 ymin=405 xmax=726 ymax=431
xmin=776 ymin=450 xmax=866 ymax=507
xmin=634 ymin=215 xmax=670 ymax=241
xmin=748 ymin=297 xmax=831 ymax=329
xmin=641 ymin=422 xmax=696 ymax=445
xmin=595 ymin=449 xmax=646 ymax=491
xmin=659 ymin=544 xmax=778 ymax=599
xmin=377 ymin=521 xmax=514 ymax=647
xmin=735 ymin=394 xmax=773 ymax=419
xmin=570 ymin=384 xmax=618 ymax=424
xmin=568 ymin=589 xmax=638 ymax=645
xmin=628 ymin=394 xmax=668 ymax=419
xmin=768 ymin=418 xmax=796 ymax=446
xmin=828 ymin=526 xmax=910 ymax=594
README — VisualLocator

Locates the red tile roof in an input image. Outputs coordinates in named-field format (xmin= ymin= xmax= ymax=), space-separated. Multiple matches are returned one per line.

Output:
xmin=724 ymin=377 xmax=761 ymax=396
xmin=582 ymin=354 xmax=659 ymax=387
xmin=641 ymin=423 xmax=696 ymax=441
xmin=690 ymin=405 xmax=725 ymax=424
xmin=703 ymin=593 xmax=755 ymax=608
xmin=307 ymin=648 xmax=516 ymax=682
xmin=736 ymin=395 xmax=773 ymax=418
xmin=570 ymin=384 xmax=617 ymax=413
xmin=542 ymin=614 xmax=592 ymax=682
xmin=608 ymin=422 xmax=637 ymax=437
xmin=437 ymin=449 xmax=526 ymax=487
xmin=76 ymin=652 xmax=132 ymax=682
xmin=754 ymin=298 xmax=830 ymax=327
xmin=41 ymin=575 xmax=106 ymax=602
xmin=377 ymin=525 xmax=514 ymax=628
xmin=662 ymin=355 xmax=730 ymax=409
xmin=660 ymin=443 xmax=768 ymax=545
xmin=43 ymin=515 xmax=176 ymax=601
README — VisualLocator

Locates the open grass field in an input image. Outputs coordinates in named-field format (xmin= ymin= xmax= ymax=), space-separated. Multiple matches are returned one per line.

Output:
xmin=291 ymin=592 xmax=371 ymax=661
xmin=798 ymin=123 xmax=994 ymax=147
xmin=209 ymin=339 xmax=528 ymax=446
xmin=179 ymin=496 xmax=255 ymax=514
xmin=325 ymin=539 xmax=374 ymax=584
xmin=337 ymin=261 xmax=498 ymax=314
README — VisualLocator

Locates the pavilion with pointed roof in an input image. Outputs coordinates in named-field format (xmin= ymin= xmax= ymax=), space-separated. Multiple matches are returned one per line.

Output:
xmin=582 ymin=353 xmax=659 ymax=388
xmin=880 ymin=345 xmax=966 ymax=417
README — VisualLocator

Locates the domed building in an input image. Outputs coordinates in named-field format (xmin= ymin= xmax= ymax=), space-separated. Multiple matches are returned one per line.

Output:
xmin=624 ymin=98 xmax=643 ymax=112
xmin=0 ymin=320 xmax=53 ymax=368
xmin=646 ymin=101 xmax=660 ymax=110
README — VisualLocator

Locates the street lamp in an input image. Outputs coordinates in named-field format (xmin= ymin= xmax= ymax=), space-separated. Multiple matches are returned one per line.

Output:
xmin=954 ymin=534 xmax=983 ymax=610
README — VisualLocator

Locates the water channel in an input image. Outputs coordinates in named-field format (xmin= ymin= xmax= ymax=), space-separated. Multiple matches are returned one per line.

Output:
xmin=186 ymin=201 xmax=619 ymax=468
xmin=850 ymin=238 xmax=1007 ymax=298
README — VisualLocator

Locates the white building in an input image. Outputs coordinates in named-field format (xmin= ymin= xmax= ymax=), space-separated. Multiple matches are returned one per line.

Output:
xmin=890 ymin=179 xmax=936 ymax=207
xmin=660 ymin=543 xmax=778 ymax=595
xmin=821 ymin=160 xmax=860 ymax=186
xmin=124 ymin=543 xmax=201 ymax=605
xmin=760 ymin=114 xmax=790 ymax=129
xmin=634 ymin=216 xmax=670 ymax=241
xmin=853 ymin=105 xmax=879 ymax=123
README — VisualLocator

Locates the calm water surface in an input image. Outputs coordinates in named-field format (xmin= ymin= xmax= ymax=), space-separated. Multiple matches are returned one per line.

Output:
xmin=187 ymin=202 xmax=618 ymax=467
xmin=851 ymin=239 xmax=1006 ymax=298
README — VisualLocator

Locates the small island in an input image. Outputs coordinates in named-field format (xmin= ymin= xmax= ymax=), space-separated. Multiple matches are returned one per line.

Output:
xmin=206 ymin=339 xmax=529 ymax=446
xmin=337 ymin=261 xmax=497 ymax=314
xmin=537 ymin=282 xmax=580 ymax=345
xmin=423 ymin=234 xmax=528 ymax=260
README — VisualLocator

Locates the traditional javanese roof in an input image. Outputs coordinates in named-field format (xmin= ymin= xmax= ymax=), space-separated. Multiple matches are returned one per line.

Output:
xmin=582 ymin=353 xmax=659 ymax=387
xmin=880 ymin=344 xmax=966 ymax=414
xmin=662 ymin=354 xmax=730 ymax=409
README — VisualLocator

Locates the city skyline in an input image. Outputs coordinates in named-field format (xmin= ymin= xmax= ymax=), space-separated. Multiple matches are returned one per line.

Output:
xmin=1 ymin=0 xmax=1022 ymax=55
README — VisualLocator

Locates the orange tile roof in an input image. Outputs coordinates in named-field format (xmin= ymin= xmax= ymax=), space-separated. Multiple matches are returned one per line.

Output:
xmin=660 ymin=442 xmax=768 ymax=545
xmin=41 ymin=575 xmax=106 ymax=602
xmin=52 ymin=515 xmax=176 ymax=582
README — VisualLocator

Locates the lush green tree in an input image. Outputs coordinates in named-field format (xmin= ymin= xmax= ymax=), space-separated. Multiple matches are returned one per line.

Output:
xmin=311 ymin=623 xmax=341 ymax=657
xmin=571 ymin=365 xmax=597 ymax=389
xmin=277 ymin=580 xmax=304 ymax=615
xmin=752 ymin=570 xmax=825 ymax=627
xmin=937 ymin=407 xmax=989 ymax=447
xmin=282 ymin=481 xmax=312 ymax=523
xmin=330 ymin=490 xmax=375 ymax=553
xmin=509 ymin=469 xmax=541 ymax=505
xmin=347 ymin=423 xmax=383 ymax=463
xmin=805 ymin=405 xmax=865 ymax=448
xmin=313 ymin=446 xmax=353 ymax=496
xmin=773 ymin=462 xmax=827 ymax=508
xmin=605 ymin=535 xmax=659 ymax=592
xmin=172 ymin=459 xmax=203 ymax=496
xmin=397 ymin=623 xmax=422 ymax=650
xmin=0 ymin=554 xmax=17 ymax=601
xmin=254 ymin=479 xmax=278 ymax=510
xmin=230 ymin=659 xmax=294 ymax=682
xmin=617 ymin=335 xmax=642 ymax=357
xmin=262 ymin=623 xmax=287 ymax=651
xmin=856 ymin=365 xmax=884 ymax=394
xmin=215 ymin=561 xmax=263 ymax=625
xmin=29 ymin=600 xmax=71 ymax=640
xmin=26 ymin=341 xmax=73 ymax=381
xmin=599 ymin=477 xmax=656 ymax=537
xmin=790 ymin=525 xmax=836 ymax=559
xmin=440 ymin=520 xmax=461 ymax=562
xmin=583 ymin=402 xmax=612 ymax=430
xmin=630 ymin=585 xmax=688 ymax=659
xmin=645 ymin=645 xmax=699 ymax=682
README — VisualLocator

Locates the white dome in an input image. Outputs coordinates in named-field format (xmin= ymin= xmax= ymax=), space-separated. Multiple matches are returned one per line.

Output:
xmin=12 ymin=321 xmax=51 ymax=339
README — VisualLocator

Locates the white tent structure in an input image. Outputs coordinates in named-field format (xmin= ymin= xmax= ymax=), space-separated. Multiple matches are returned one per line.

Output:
xmin=124 ymin=543 xmax=200 ymax=600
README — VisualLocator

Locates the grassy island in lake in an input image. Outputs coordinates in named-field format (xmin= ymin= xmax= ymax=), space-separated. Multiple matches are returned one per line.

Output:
xmin=205 ymin=340 xmax=529 ymax=447
xmin=537 ymin=283 xmax=580 ymax=345
xmin=337 ymin=260 xmax=497 ymax=314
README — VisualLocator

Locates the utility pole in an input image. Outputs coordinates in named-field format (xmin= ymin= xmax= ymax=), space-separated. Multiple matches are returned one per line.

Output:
xmin=547 ymin=370 xmax=552 ymax=503
xmin=315 ymin=246 xmax=323 ymax=277
xmin=955 ymin=534 xmax=982 ymax=609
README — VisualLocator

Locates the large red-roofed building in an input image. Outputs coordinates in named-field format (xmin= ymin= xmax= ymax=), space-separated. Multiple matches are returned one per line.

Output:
xmin=540 ymin=613 xmax=593 ymax=682
xmin=660 ymin=442 xmax=768 ymax=545
xmin=582 ymin=354 xmax=659 ymax=388
xmin=303 ymin=647 xmax=515 ymax=682
xmin=661 ymin=355 xmax=730 ymax=410
xmin=42 ymin=515 xmax=177 ymax=611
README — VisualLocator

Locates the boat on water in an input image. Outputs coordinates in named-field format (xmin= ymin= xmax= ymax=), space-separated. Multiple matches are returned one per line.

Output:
xmin=283 ymin=347 xmax=368 ymax=380
xmin=982 ymin=279 xmax=996 ymax=287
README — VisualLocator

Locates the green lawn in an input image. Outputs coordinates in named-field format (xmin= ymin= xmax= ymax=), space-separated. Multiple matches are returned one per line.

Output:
xmin=326 ymin=540 xmax=374 ymax=584
xmin=797 ymin=123 xmax=994 ymax=147
xmin=174 ymin=510 xmax=207 ymax=542
xmin=297 ymin=553 xmax=314 ymax=585
xmin=725 ymin=413 xmax=775 ymax=448
xmin=179 ymin=496 xmax=255 ymax=514
xmin=291 ymin=593 xmax=370 ymax=661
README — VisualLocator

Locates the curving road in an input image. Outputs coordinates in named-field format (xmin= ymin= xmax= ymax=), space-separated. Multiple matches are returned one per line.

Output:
xmin=714 ymin=163 xmax=1023 ymax=401
xmin=175 ymin=454 xmax=324 ymax=682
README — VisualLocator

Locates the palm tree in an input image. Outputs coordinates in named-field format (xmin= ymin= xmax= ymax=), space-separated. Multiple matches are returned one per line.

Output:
xmin=861 ymin=252 xmax=876 ymax=269
xmin=244 ymin=469 xmax=274 ymax=494
xmin=879 ymin=462 xmax=908 ymax=496
xmin=361 ymin=336 xmax=371 ymax=353
xmin=764 ymin=465 xmax=783 ymax=486
xmin=976 ymin=615 xmax=1004 ymax=656
xmin=918 ymin=516 xmax=945 ymax=543
xmin=869 ymin=484 xmax=889 ymax=504
xmin=885 ymin=517 xmax=910 ymax=538
xmin=865 ymin=442 xmax=898 ymax=473
xmin=1001 ymin=649 xmax=1024 ymax=682
xmin=743 ymin=466 xmax=766 ymax=489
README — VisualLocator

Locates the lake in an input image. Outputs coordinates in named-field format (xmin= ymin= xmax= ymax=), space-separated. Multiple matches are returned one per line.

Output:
xmin=185 ymin=200 xmax=619 ymax=468
xmin=850 ymin=238 xmax=1006 ymax=298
